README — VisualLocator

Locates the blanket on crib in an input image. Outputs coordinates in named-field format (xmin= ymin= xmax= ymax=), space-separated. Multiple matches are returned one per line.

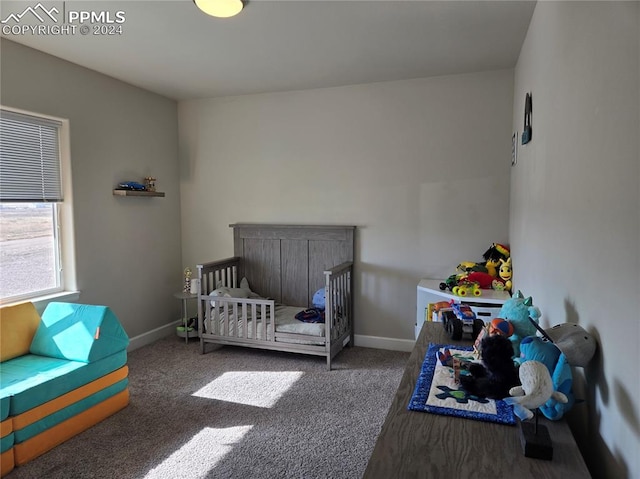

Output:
xmin=294 ymin=308 xmax=325 ymax=323
xmin=407 ymin=343 xmax=515 ymax=425
xmin=209 ymin=304 xmax=325 ymax=339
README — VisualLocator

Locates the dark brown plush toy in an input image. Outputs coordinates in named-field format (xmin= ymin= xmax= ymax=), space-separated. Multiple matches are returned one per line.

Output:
xmin=459 ymin=334 xmax=520 ymax=399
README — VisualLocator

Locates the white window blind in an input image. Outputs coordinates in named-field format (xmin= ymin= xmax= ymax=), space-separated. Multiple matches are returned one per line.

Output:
xmin=0 ymin=109 xmax=63 ymax=202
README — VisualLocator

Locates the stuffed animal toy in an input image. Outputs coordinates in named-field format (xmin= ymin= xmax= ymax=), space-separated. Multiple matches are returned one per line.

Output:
xmin=482 ymin=243 xmax=510 ymax=263
xmin=518 ymin=336 xmax=573 ymax=420
xmin=543 ymin=323 xmax=597 ymax=368
xmin=489 ymin=318 xmax=514 ymax=337
xmin=518 ymin=322 xmax=597 ymax=420
xmin=466 ymin=271 xmax=507 ymax=290
xmin=503 ymin=360 xmax=568 ymax=421
xmin=441 ymin=243 xmax=510 ymax=291
xmin=519 ymin=336 xmax=561 ymax=370
xmin=498 ymin=290 xmax=541 ymax=360
xmin=472 ymin=318 xmax=513 ymax=358
xmin=208 ymin=277 xmax=256 ymax=306
xmin=459 ymin=334 xmax=520 ymax=400
xmin=483 ymin=257 xmax=501 ymax=278
xmin=498 ymin=257 xmax=513 ymax=292
xmin=312 ymin=288 xmax=326 ymax=309
xmin=482 ymin=243 xmax=511 ymax=276
xmin=465 ymin=271 xmax=495 ymax=289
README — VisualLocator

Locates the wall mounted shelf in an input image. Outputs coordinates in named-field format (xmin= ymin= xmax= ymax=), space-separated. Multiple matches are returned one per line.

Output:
xmin=113 ymin=189 xmax=165 ymax=197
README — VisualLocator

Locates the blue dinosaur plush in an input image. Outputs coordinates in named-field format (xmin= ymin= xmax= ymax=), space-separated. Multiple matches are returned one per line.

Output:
xmin=519 ymin=336 xmax=560 ymax=371
xmin=544 ymin=353 xmax=574 ymax=420
xmin=518 ymin=335 xmax=575 ymax=421
xmin=497 ymin=290 xmax=541 ymax=360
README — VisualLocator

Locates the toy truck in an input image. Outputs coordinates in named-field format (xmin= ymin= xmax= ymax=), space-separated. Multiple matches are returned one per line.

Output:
xmin=442 ymin=302 xmax=485 ymax=341
xmin=439 ymin=274 xmax=460 ymax=291
xmin=452 ymin=282 xmax=481 ymax=297
xmin=439 ymin=275 xmax=482 ymax=297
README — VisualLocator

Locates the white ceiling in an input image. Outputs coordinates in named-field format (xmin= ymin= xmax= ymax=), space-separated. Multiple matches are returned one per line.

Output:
xmin=0 ymin=1 xmax=536 ymax=100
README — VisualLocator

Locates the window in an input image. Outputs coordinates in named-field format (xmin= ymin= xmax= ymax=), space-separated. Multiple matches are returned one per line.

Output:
xmin=0 ymin=107 xmax=75 ymax=304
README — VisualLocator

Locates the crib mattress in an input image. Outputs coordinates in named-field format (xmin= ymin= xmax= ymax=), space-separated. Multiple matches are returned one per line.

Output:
xmin=1 ymin=350 xmax=127 ymax=416
xmin=210 ymin=304 xmax=326 ymax=342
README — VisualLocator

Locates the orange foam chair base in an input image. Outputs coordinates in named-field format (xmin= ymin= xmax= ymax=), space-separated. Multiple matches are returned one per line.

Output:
xmin=0 ymin=449 xmax=14 ymax=478
xmin=14 ymin=388 xmax=129 ymax=466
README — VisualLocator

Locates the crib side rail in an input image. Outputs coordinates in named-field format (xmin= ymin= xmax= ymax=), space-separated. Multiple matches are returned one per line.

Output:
xmin=324 ymin=261 xmax=353 ymax=343
xmin=198 ymin=257 xmax=241 ymax=340
xmin=197 ymin=257 xmax=241 ymax=292
xmin=324 ymin=262 xmax=352 ymax=277
xmin=200 ymin=295 xmax=276 ymax=342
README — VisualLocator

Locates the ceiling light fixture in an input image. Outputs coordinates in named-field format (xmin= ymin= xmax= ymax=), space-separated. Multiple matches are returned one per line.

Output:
xmin=194 ymin=0 xmax=243 ymax=18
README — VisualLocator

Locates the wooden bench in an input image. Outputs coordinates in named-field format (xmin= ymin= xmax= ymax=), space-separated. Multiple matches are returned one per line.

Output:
xmin=363 ymin=322 xmax=590 ymax=478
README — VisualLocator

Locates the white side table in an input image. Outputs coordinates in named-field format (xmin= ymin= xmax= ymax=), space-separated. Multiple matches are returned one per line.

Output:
xmin=174 ymin=292 xmax=198 ymax=343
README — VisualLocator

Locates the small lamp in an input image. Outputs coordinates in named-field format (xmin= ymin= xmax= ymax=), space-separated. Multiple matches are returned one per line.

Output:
xmin=194 ymin=0 xmax=243 ymax=18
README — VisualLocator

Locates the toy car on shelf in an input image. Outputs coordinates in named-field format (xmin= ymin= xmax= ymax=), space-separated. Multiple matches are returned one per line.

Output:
xmin=439 ymin=275 xmax=481 ymax=297
xmin=117 ymin=181 xmax=146 ymax=191
xmin=452 ymin=283 xmax=481 ymax=297
xmin=441 ymin=302 xmax=485 ymax=341
xmin=439 ymin=274 xmax=460 ymax=291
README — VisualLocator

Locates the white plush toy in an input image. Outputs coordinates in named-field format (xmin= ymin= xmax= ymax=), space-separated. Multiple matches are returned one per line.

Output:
xmin=503 ymin=360 xmax=568 ymax=421
xmin=208 ymin=277 xmax=256 ymax=306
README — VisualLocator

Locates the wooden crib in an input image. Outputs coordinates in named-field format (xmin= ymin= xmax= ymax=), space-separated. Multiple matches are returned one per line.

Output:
xmin=197 ymin=224 xmax=355 ymax=370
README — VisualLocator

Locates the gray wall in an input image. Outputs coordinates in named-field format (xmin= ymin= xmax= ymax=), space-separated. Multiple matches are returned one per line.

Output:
xmin=0 ymin=39 xmax=183 ymax=345
xmin=178 ymin=69 xmax=513 ymax=344
xmin=3 ymin=5 xmax=639 ymax=476
xmin=511 ymin=3 xmax=639 ymax=478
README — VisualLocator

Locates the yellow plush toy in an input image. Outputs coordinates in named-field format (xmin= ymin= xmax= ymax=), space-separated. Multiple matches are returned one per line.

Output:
xmin=499 ymin=257 xmax=513 ymax=292
xmin=481 ymin=243 xmax=510 ymax=277
xmin=484 ymin=257 xmax=500 ymax=277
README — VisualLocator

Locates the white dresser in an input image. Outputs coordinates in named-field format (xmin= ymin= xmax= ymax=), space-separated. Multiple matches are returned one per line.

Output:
xmin=415 ymin=278 xmax=511 ymax=339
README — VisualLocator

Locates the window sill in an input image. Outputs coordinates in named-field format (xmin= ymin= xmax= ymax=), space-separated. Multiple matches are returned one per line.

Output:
xmin=31 ymin=291 xmax=81 ymax=313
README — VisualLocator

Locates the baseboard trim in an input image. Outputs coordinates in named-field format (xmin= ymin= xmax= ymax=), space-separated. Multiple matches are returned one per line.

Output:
xmin=354 ymin=334 xmax=415 ymax=352
xmin=128 ymin=321 xmax=179 ymax=352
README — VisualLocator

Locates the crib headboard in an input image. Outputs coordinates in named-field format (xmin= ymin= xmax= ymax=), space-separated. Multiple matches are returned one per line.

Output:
xmin=231 ymin=224 xmax=355 ymax=308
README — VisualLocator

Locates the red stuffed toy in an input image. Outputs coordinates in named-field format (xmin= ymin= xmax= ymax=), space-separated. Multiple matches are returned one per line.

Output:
xmin=466 ymin=271 xmax=506 ymax=290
